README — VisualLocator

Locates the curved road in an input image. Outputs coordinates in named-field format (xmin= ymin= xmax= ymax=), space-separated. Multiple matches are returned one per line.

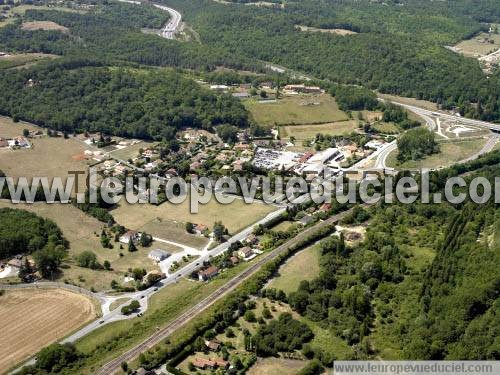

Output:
xmin=117 ymin=0 xmax=182 ymax=40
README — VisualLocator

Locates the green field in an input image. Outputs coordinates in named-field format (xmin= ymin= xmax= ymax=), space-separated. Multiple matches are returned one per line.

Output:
xmin=267 ymin=245 xmax=321 ymax=294
xmin=372 ymin=121 xmax=400 ymax=134
xmin=387 ymin=138 xmax=486 ymax=170
xmin=244 ymin=94 xmax=348 ymax=127
xmin=280 ymin=120 xmax=359 ymax=142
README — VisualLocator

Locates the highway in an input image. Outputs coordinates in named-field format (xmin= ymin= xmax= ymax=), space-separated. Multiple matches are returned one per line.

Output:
xmin=153 ymin=4 xmax=182 ymax=39
xmin=116 ymin=0 xmax=182 ymax=40
xmin=96 ymin=208 xmax=353 ymax=374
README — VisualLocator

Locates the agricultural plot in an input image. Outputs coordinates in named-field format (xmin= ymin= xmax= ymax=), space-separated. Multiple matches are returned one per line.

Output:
xmin=21 ymin=21 xmax=69 ymax=32
xmin=296 ymin=25 xmax=358 ymax=36
xmin=0 ymin=288 xmax=97 ymax=371
xmin=386 ymin=138 xmax=487 ymax=170
xmin=0 ymin=123 xmax=91 ymax=193
xmin=244 ymin=94 xmax=348 ymax=127
xmin=111 ymin=198 xmax=276 ymax=246
xmin=0 ymin=53 xmax=58 ymax=69
xmin=453 ymin=33 xmax=500 ymax=57
xmin=110 ymin=140 xmax=157 ymax=161
xmin=280 ymin=120 xmax=359 ymax=142
xmin=267 ymin=245 xmax=321 ymax=294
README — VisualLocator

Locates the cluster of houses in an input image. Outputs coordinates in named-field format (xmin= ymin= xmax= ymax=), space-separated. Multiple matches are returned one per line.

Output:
xmin=197 ymin=234 xmax=260 ymax=281
xmin=206 ymin=80 xmax=323 ymax=99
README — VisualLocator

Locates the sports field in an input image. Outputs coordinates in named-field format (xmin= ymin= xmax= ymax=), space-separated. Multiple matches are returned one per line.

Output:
xmin=0 ymin=288 xmax=97 ymax=371
xmin=244 ymin=94 xmax=348 ymax=127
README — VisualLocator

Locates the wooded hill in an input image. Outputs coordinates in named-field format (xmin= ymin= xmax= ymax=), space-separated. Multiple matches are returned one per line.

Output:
xmin=0 ymin=60 xmax=249 ymax=139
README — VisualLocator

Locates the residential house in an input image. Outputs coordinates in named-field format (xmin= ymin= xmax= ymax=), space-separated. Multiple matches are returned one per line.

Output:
xmin=299 ymin=215 xmax=314 ymax=226
xmin=319 ymin=203 xmax=332 ymax=212
xmin=238 ymin=246 xmax=253 ymax=259
xmin=148 ymin=249 xmax=170 ymax=262
xmin=194 ymin=223 xmax=208 ymax=235
xmin=164 ymin=168 xmax=178 ymax=178
xmin=204 ymin=339 xmax=221 ymax=351
xmin=190 ymin=161 xmax=202 ymax=171
xmin=230 ymin=256 xmax=240 ymax=266
xmin=298 ymin=151 xmax=314 ymax=163
xmin=198 ymin=266 xmax=219 ymax=281
xmin=232 ymin=92 xmax=250 ymax=99
xmin=245 ymin=234 xmax=259 ymax=246
xmin=119 ymin=230 xmax=141 ymax=244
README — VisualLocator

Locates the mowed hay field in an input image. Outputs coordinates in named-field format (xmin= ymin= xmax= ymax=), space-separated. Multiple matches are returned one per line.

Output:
xmin=112 ymin=198 xmax=276 ymax=245
xmin=0 ymin=288 xmax=97 ymax=370
xmin=267 ymin=245 xmax=321 ymax=294
xmin=280 ymin=120 xmax=359 ymax=141
xmin=244 ymin=94 xmax=348 ymax=127
xmin=0 ymin=118 xmax=91 ymax=192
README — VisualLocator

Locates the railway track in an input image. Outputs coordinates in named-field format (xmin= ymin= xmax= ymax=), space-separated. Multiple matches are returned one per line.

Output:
xmin=97 ymin=209 xmax=352 ymax=374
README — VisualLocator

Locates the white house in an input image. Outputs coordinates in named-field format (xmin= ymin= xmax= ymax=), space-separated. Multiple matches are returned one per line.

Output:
xmin=148 ymin=249 xmax=170 ymax=262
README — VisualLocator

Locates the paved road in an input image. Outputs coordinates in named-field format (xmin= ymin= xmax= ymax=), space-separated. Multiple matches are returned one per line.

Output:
xmin=389 ymin=101 xmax=500 ymax=132
xmin=153 ymin=4 xmax=182 ymax=39
xmin=116 ymin=0 xmax=182 ymax=40
xmin=373 ymin=141 xmax=397 ymax=170
xmin=96 ymin=208 xmax=353 ymax=375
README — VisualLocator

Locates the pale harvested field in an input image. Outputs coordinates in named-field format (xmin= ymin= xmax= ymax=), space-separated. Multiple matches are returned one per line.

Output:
xmin=0 ymin=116 xmax=39 ymax=137
xmin=112 ymin=197 xmax=275 ymax=240
xmin=0 ymin=288 xmax=97 ymax=371
xmin=280 ymin=120 xmax=359 ymax=141
xmin=21 ymin=21 xmax=69 ymax=32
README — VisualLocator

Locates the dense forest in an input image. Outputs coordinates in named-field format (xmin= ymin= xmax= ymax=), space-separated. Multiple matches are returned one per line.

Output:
xmin=162 ymin=0 xmax=500 ymax=121
xmin=281 ymin=162 xmax=500 ymax=361
xmin=0 ymin=207 xmax=63 ymax=259
xmin=0 ymin=60 xmax=249 ymax=138
xmin=0 ymin=0 xmax=499 ymax=121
